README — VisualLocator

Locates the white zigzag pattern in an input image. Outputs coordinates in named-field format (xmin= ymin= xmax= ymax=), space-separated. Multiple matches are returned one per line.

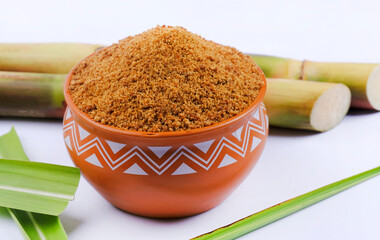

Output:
xmin=63 ymin=104 xmax=267 ymax=175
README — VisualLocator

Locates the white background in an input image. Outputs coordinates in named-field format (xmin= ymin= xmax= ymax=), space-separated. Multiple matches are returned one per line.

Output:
xmin=1 ymin=0 xmax=380 ymax=239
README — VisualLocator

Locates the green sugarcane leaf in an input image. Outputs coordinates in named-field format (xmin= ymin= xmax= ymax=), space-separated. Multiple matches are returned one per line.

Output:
xmin=0 ymin=159 xmax=80 ymax=215
xmin=193 ymin=166 xmax=380 ymax=240
xmin=0 ymin=127 xmax=77 ymax=239
xmin=0 ymin=127 xmax=29 ymax=161
xmin=8 ymin=209 xmax=67 ymax=240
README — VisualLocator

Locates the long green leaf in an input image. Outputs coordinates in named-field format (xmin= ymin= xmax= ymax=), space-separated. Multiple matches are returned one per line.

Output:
xmin=0 ymin=127 xmax=29 ymax=161
xmin=8 ymin=209 xmax=67 ymax=240
xmin=0 ymin=127 xmax=77 ymax=239
xmin=0 ymin=159 xmax=80 ymax=215
xmin=193 ymin=166 xmax=380 ymax=240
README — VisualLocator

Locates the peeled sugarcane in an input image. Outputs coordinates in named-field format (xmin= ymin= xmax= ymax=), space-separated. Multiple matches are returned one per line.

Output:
xmin=251 ymin=54 xmax=380 ymax=110
xmin=0 ymin=71 xmax=66 ymax=118
xmin=264 ymin=78 xmax=351 ymax=132
xmin=0 ymin=43 xmax=104 ymax=74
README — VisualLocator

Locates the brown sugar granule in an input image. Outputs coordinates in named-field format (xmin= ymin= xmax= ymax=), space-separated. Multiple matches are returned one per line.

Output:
xmin=69 ymin=26 xmax=264 ymax=132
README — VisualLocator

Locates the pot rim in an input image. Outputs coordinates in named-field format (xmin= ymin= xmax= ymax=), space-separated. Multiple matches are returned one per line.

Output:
xmin=64 ymin=54 xmax=267 ymax=138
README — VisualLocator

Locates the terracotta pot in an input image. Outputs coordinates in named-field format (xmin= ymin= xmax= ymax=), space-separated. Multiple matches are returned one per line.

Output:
xmin=63 ymin=64 xmax=268 ymax=218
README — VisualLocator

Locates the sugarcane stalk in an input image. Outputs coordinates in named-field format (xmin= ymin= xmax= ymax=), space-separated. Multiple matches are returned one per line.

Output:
xmin=250 ymin=54 xmax=303 ymax=79
xmin=302 ymin=61 xmax=380 ymax=110
xmin=250 ymin=54 xmax=380 ymax=111
xmin=264 ymin=78 xmax=351 ymax=132
xmin=0 ymin=43 xmax=104 ymax=74
xmin=0 ymin=71 xmax=66 ymax=118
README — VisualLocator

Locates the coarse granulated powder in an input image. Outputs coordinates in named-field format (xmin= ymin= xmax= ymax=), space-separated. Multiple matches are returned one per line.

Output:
xmin=69 ymin=26 xmax=264 ymax=132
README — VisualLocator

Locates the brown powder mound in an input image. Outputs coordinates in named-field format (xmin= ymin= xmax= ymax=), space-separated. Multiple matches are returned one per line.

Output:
xmin=69 ymin=26 xmax=264 ymax=132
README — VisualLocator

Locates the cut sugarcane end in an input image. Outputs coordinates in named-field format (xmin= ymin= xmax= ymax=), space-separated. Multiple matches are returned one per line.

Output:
xmin=367 ymin=64 xmax=380 ymax=110
xmin=310 ymin=83 xmax=351 ymax=131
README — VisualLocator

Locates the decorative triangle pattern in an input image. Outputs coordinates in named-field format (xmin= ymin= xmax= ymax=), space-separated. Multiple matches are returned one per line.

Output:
xmin=65 ymin=109 xmax=72 ymax=120
xmin=253 ymin=108 xmax=260 ymax=120
xmin=106 ymin=140 xmax=126 ymax=154
xmin=250 ymin=137 xmax=262 ymax=152
xmin=85 ymin=154 xmax=103 ymax=168
xmin=78 ymin=125 xmax=90 ymax=141
xmin=232 ymin=126 xmax=244 ymax=141
xmin=172 ymin=163 xmax=197 ymax=175
xmin=218 ymin=154 xmax=237 ymax=168
xmin=148 ymin=146 xmax=171 ymax=159
xmin=194 ymin=140 xmax=215 ymax=154
xmin=63 ymin=103 xmax=268 ymax=176
xmin=124 ymin=163 xmax=148 ymax=175
xmin=64 ymin=136 xmax=72 ymax=151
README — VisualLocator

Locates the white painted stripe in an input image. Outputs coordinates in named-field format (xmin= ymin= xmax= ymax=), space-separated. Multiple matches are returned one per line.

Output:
xmin=0 ymin=185 xmax=73 ymax=200
xmin=63 ymin=111 xmax=267 ymax=174
xmin=69 ymin=120 xmax=248 ymax=171
xmin=69 ymin=123 xmax=252 ymax=172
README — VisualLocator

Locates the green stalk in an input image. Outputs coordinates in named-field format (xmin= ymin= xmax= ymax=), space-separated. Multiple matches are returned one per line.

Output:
xmin=0 ymin=71 xmax=66 ymax=118
xmin=250 ymin=54 xmax=380 ymax=111
xmin=264 ymin=78 xmax=351 ymax=131
xmin=250 ymin=54 xmax=303 ymax=79
xmin=0 ymin=127 xmax=79 ymax=239
xmin=192 ymin=166 xmax=380 ymax=240
xmin=0 ymin=43 xmax=104 ymax=74
xmin=302 ymin=61 xmax=380 ymax=110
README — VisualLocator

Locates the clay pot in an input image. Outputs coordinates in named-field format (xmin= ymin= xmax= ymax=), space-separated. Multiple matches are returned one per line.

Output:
xmin=63 ymin=66 xmax=268 ymax=218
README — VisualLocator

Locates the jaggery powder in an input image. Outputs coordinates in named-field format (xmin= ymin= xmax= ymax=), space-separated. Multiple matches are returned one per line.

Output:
xmin=69 ymin=26 xmax=264 ymax=132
